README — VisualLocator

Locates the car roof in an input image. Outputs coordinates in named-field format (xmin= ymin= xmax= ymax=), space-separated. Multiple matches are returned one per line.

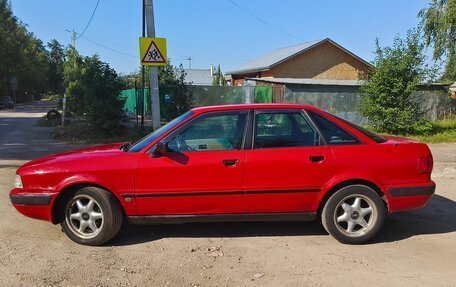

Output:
xmin=191 ymin=103 xmax=315 ymax=114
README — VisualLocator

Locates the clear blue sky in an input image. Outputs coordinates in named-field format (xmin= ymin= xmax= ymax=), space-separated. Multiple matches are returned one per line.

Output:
xmin=11 ymin=0 xmax=429 ymax=75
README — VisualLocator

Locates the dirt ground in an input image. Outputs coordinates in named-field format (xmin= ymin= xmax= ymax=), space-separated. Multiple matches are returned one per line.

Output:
xmin=0 ymin=102 xmax=455 ymax=287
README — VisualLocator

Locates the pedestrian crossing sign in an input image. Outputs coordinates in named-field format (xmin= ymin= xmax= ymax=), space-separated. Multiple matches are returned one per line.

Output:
xmin=139 ymin=37 xmax=167 ymax=66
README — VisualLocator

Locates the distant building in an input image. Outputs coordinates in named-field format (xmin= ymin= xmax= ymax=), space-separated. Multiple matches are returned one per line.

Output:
xmin=226 ymin=38 xmax=372 ymax=86
xmin=184 ymin=66 xmax=215 ymax=86
xmin=451 ymin=81 xmax=456 ymax=99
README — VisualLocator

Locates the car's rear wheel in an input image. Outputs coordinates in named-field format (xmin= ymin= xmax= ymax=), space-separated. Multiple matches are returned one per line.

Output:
xmin=322 ymin=185 xmax=386 ymax=244
xmin=61 ymin=187 xmax=123 ymax=246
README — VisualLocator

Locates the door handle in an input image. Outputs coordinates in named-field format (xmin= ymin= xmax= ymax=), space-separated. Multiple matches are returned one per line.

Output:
xmin=222 ymin=159 xmax=239 ymax=166
xmin=309 ymin=155 xmax=325 ymax=163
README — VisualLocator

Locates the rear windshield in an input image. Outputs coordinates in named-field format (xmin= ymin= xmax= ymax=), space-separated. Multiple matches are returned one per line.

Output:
xmin=334 ymin=115 xmax=387 ymax=143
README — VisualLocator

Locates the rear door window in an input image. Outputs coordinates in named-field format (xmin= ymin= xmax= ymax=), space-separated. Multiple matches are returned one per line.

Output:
xmin=254 ymin=111 xmax=318 ymax=149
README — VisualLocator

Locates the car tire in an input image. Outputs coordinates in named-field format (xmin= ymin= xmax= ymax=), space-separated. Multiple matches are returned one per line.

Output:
xmin=321 ymin=185 xmax=386 ymax=244
xmin=61 ymin=186 xmax=123 ymax=246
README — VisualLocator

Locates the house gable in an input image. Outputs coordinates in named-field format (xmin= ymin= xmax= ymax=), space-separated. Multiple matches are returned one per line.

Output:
xmin=228 ymin=38 xmax=372 ymax=85
xmin=267 ymin=40 xmax=371 ymax=80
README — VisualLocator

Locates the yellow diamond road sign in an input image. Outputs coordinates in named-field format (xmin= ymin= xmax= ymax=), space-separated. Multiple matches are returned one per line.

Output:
xmin=139 ymin=37 xmax=167 ymax=66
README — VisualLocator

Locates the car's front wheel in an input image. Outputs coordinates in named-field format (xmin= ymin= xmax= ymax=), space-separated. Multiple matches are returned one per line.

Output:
xmin=61 ymin=186 xmax=123 ymax=246
xmin=321 ymin=185 xmax=386 ymax=244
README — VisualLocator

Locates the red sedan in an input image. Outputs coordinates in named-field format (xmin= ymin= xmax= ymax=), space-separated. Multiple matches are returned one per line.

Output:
xmin=10 ymin=104 xmax=435 ymax=245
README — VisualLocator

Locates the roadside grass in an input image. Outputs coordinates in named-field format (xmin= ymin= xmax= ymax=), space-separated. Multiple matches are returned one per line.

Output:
xmin=41 ymin=94 xmax=61 ymax=102
xmin=37 ymin=115 xmax=60 ymax=127
xmin=409 ymin=118 xmax=456 ymax=143
xmin=49 ymin=121 xmax=150 ymax=144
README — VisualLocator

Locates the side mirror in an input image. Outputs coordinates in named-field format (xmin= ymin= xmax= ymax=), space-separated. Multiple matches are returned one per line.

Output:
xmin=152 ymin=141 xmax=169 ymax=157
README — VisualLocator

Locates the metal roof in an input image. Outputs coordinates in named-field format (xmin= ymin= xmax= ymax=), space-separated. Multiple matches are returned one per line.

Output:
xmin=227 ymin=38 xmax=372 ymax=75
xmin=450 ymin=81 xmax=456 ymax=91
xmin=184 ymin=69 xmax=213 ymax=86
xmin=247 ymin=77 xmax=362 ymax=86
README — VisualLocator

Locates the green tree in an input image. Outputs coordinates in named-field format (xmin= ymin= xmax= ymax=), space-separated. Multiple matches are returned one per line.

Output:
xmin=64 ymin=48 xmax=125 ymax=134
xmin=0 ymin=0 xmax=19 ymax=94
xmin=47 ymin=39 xmax=65 ymax=95
xmin=63 ymin=47 xmax=85 ymax=115
xmin=419 ymin=0 xmax=456 ymax=81
xmin=0 ymin=0 xmax=50 ymax=98
xmin=212 ymin=65 xmax=227 ymax=86
xmin=359 ymin=30 xmax=433 ymax=135
xmin=159 ymin=63 xmax=193 ymax=120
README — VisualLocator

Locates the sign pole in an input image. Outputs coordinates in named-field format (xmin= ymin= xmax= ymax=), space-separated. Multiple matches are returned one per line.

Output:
xmin=62 ymin=94 xmax=67 ymax=126
xmin=141 ymin=0 xmax=146 ymax=130
xmin=9 ymin=77 xmax=17 ymax=105
xmin=145 ymin=0 xmax=161 ymax=131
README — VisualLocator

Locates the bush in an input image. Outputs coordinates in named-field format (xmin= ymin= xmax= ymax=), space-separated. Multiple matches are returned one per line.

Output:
xmin=64 ymin=48 xmax=125 ymax=135
xmin=359 ymin=30 xmax=435 ymax=135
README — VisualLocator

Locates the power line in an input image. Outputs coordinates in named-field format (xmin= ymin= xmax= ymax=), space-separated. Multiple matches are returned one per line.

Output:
xmin=81 ymin=33 xmax=131 ymax=49
xmin=76 ymin=0 xmax=101 ymax=39
xmin=81 ymin=35 xmax=139 ymax=59
xmin=80 ymin=37 xmax=200 ymax=64
xmin=225 ymin=0 xmax=298 ymax=40
xmin=177 ymin=55 xmax=249 ymax=62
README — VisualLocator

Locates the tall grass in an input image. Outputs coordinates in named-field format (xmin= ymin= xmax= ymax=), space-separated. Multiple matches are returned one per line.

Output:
xmin=410 ymin=118 xmax=456 ymax=143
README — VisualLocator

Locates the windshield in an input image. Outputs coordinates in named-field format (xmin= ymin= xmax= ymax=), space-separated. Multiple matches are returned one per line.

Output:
xmin=128 ymin=111 xmax=194 ymax=152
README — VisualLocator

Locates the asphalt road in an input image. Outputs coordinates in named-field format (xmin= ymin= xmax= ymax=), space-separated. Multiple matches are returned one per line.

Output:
xmin=0 ymin=100 xmax=80 ymax=165
xmin=0 ymin=101 xmax=455 ymax=287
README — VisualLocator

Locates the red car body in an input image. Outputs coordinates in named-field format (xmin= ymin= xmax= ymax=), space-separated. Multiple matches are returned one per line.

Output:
xmin=10 ymin=104 xmax=435 ymax=227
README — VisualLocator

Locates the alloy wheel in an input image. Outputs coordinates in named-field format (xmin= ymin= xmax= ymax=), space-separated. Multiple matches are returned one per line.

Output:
xmin=65 ymin=195 xmax=104 ymax=239
xmin=333 ymin=194 xmax=377 ymax=237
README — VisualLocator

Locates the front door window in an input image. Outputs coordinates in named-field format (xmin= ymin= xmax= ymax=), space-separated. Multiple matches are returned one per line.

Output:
xmin=168 ymin=112 xmax=247 ymax=152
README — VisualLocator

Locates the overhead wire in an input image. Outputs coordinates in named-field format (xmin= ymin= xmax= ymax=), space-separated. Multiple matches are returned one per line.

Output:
xmin=76 ymin=0 xmax=101 ymax=39
xmin=81 ymin=35 xmax=139 ymax=59
xmin=225 ymin=0 xmax=298 ymax=40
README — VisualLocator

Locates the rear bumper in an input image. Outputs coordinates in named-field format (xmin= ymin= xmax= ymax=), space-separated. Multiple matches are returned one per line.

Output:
xmin=9 ymin=189 xmax=56 ymax=222
xmin=388 ymin=185 xmax=435 ymax=197
xmin=386 ymin=181 xmax=436 ymax=213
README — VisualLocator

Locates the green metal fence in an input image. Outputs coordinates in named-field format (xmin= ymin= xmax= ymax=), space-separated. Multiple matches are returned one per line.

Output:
xmin=121 ymin=85 xmax=273 ymax=118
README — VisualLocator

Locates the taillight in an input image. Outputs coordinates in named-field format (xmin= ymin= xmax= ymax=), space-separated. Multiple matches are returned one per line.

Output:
xmin=417 ymin=155 xmax=433 ymax=174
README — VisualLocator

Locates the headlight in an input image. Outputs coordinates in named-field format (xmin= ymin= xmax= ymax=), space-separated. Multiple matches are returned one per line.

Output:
xmin=14 ymin=175 xmax=23 ymax=188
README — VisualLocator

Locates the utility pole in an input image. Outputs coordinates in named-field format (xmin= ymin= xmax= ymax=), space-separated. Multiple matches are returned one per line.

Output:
xmin=140 ymin=0 xmax=146 ymax=130
xmin=71 ymin=30 xmax=76 ymax=48
xmin=65 ymin=29 xmax=77 ymax=48
xmin=187 ymin=57 xmax=193 ymax=69
xmin=145 ymin=0 xmax=161 ymax=130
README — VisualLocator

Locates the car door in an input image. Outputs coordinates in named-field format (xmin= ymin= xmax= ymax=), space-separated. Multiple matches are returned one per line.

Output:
xmin=244 ymin=109 xmax=335 ymax=213
xmin=135 ymin=110 xmax=248 ymax=215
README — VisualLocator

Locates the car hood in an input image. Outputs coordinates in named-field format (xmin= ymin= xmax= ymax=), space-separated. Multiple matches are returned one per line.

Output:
xmin=19 ymin=142 xmax=127 ymax=170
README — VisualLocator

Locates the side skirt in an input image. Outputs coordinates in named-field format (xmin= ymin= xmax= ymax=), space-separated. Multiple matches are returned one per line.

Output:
xmin=128 ymin=212 xmax=317 ymax=225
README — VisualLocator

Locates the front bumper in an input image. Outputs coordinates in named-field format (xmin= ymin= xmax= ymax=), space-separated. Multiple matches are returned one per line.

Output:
xmin=386 ymin=181 xmax=436 ymax=213
xmin=9 ymin=188 xmax=57 ymax=222
xmin=10 ymin=194 xmax=52 ymax=205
